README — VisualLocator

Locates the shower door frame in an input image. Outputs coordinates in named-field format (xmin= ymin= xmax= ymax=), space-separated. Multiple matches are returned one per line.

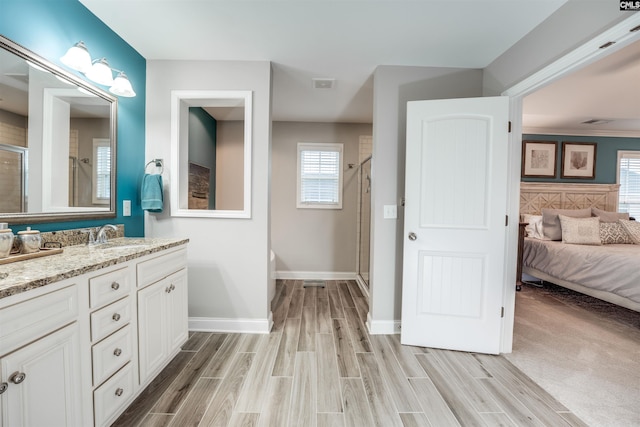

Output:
xmin=356 ymin=155 xmax=372 ymax=294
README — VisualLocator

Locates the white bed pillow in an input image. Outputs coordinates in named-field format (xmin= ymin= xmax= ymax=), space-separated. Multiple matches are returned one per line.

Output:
xmin=542 ymin=208 xmax=592 ymax=241
xmin=600 ymin=222 xmax=633 ymax=244
xmin=558 ymin=215 xmax=602 ymax=245
xmin=618 ymin=219 xmax=640 ymax=245
xmin=522 ymin=214 xmax=546 ymax=240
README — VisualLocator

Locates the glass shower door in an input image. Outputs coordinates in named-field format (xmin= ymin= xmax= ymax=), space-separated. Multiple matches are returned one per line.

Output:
xmin=358 ymin=157 xmax=371 ymax=289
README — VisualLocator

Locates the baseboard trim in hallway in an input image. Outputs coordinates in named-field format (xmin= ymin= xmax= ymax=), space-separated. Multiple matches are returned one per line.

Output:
xmin=188 ymin=314 xmax=273 ymax=334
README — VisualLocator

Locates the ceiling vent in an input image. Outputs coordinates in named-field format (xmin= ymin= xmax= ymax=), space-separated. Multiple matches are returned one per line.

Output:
xmin=582 ymin=119 xmax=612 ymax=125
xmin=313 ymin=78 xmax=335 ymax=89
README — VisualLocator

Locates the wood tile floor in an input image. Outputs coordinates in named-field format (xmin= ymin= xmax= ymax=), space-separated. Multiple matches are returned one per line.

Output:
xmin=113 ymin=280 xmax=587 ymax=427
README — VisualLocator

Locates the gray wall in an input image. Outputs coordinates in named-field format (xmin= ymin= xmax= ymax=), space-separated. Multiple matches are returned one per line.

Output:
xmin=145 ymin=59 xmax=272 ymax=326
xmin=271 ymin=121 xmax=372 ymax=275
xmin=370 ymin=66 xmax=483 ymax=331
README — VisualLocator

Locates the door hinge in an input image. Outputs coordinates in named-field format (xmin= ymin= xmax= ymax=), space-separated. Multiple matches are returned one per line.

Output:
xmin=508 ymin=121 xmax=512 ymax=133
xmin=501 ymin=307 xmax=505 ymax=318
xmin=505 ymin=215 xmax=509 ymax=226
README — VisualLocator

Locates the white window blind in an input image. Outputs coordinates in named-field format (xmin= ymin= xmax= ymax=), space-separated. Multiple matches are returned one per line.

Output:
xmin=297 ymin=143 xmax=343 ymax=209
xmin=618 ymin=151 xmax=640 ymax=218
xmin=93 ymin=139 xmax=111 ymax=204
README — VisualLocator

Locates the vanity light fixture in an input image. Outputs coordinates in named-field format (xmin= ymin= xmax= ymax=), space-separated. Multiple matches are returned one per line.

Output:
xmin=109 ymin=71 xmax=136 ymax=97
xmin=60 ymin=41 xmax=92 ymax=73
xmin=85 ymin=57 xmax=114 ymax=86
xmin=60 ymin=41 xmax=136 ymax=97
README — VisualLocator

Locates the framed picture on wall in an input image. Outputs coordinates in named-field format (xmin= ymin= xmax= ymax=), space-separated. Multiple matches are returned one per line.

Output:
xmin=521 ymin=140 xmax=557 ymax=178
xmin=561 ymin=142 xmax=596 ymax=179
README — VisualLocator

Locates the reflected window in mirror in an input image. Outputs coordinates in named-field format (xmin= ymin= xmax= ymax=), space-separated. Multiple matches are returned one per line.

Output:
xmin=171 ymin=90 xmax=252 ymax=219
xmin=0 ymin=35 xmax=117 ymax=224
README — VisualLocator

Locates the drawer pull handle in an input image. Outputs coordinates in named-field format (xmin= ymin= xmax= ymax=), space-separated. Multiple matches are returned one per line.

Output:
xmin=111 ymin=281 xmax=120 ymax=290
xmin=112 ymin=313 xmax=121 ymax=322
xmin=113 ymin=348 xmax=122 ymax=357
xmin=115 ymin=388 xmax=124 ymax=397
xmin=0 ymin=382 xmax=7 ymax=394
xmin=10 ymin=372 xmax=26 ymax=385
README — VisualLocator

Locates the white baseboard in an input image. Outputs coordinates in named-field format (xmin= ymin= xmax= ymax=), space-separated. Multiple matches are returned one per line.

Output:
xmin=275 ymin=271 xmax=356 ymax=280
xmin=367 ymin=313 xmax=401 ymax=335
xmin=189 ymin=312 xmax=273 ymax=334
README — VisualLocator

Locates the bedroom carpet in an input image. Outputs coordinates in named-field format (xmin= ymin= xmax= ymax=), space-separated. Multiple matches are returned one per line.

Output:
xmin=506 ymin=283 xmax=640 ymax=427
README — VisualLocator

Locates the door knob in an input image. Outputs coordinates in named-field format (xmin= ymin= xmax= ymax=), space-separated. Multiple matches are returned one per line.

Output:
xmin=408 ymin=232 xmax=417 ymax=241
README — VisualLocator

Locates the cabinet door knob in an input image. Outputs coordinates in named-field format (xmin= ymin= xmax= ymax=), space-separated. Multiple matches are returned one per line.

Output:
xmin=170 ymin=284 xmax=175 ymax=291
xmin=115 ymin=388 xmax=124 ymax=397
xmin=113 ymin=348 xmax=122 ymax=357
xmin=0 ymin=382 xmax=7 ymax=394
xmin=165 ymin=286 xmax=171 ymax=293
xmin=408 ymin=232 xmax=417 ymax=241
xmin=111 ymin=281 xmax=120 ymax=290
xmin=112 ymin=313 xmax=121 ymax=322
xmin=10 ymin=372 xmax=26 ymax=385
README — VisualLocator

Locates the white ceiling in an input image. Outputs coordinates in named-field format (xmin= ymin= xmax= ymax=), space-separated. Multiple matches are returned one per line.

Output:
xmin=523 ymin=38 xmax=640 ymax=136
xmin=79 ymin=0 xmax=639 ymax=134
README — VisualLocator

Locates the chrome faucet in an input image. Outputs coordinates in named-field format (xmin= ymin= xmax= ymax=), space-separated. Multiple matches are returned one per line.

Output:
xmin=96 ymin=224 xmax=117 ymax=244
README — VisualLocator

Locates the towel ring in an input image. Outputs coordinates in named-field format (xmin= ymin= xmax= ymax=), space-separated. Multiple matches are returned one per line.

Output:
xmin=145 ymin=159 xmax=164 ymax=174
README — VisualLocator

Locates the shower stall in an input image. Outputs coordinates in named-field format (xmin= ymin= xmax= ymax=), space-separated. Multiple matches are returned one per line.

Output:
xmin=357 ymin=155 xmax=372 ymax=290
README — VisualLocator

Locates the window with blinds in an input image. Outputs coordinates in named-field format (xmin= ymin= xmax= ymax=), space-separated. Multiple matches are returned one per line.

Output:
xmin=297 ymin=142 xmax=343 ymax=209
xmin=92 ymin=139 xmax=111 ymax=205
xmin=618 ymin=151 xmax=640 ymax=218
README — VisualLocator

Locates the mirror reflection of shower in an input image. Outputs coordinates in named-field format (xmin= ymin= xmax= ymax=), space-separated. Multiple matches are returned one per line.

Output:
xmin=357 ymin=155 xmax=372 ymax=289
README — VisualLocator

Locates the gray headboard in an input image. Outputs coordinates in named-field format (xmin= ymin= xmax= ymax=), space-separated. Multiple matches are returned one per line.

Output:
xmin=520 ymin=183 xmax=620 ymax=216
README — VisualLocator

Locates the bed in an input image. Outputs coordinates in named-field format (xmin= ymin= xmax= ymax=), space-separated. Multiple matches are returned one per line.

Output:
xmin=519 ymin=182 xmax=640 ymax=312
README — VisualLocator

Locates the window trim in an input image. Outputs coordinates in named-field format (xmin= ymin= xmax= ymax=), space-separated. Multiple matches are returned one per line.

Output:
xmin=92 ymin=138 xmax=111 ymax=205
xmin=616 ymin=150 xmax=640 ymax=215
xmin=296 ymin=142 xmax=343 ymax=209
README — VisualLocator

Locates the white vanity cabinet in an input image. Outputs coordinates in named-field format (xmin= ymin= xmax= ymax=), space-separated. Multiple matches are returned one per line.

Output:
xmin=87 ymin=265 xmax=136 ymax=427
xmin=0 ymin=284 xmax=83 ymax=427
xmin=137 ymin=248 xmax=188 ymax=384
xmin=0 ymin=239 xmax=188 ymax=427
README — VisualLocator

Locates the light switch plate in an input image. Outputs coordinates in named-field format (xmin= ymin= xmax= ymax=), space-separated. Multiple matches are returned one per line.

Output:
xmin=383 ymin=204 xmax=397 ymax=219
xmin=123 ymin=200 xmax=131 ymax=216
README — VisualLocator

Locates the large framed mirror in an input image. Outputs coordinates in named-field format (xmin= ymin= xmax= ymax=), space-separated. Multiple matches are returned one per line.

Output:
xmin=171 ymin=90 xmax=252 ymax=219
xmin=0 ymin=35 xmax=117 ymax=224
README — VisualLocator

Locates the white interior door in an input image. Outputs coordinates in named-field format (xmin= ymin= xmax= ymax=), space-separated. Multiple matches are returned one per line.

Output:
xmin=401 ymin=96 xmax=509 ymax=355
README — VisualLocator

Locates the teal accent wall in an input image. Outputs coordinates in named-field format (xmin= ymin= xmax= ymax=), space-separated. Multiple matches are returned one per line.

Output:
xmin=0 ymin=0 xmax=146 ymax=235
xmin=188 ymin=107 xmax=217 ymax=210
xmin=522 ymin=134 xmax=640 ymax=184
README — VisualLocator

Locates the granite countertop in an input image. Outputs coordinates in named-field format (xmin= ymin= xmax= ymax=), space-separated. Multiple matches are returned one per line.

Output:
xmin=0 ymin=237 xmax=189 ymax=300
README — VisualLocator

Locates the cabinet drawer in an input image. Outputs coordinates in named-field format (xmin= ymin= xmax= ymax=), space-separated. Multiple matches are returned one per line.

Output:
xmin=93 ymin=362 xmax=134 ymax=427
xmin=92 ymin=325 xmax=133 ymax=387
xmin=91 ymin=297 xmax=131 ymax=342
xmin=137 ymin=247 xmax=186 ymax=289
xmin=0 ymin=284 xmax=78 ymax=355
xmin=89 ymin=266 xmax=131 ymax=309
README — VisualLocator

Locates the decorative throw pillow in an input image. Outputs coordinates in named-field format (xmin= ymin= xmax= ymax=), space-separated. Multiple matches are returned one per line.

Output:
xmin=591 ymin=207 xmax=630 ymax=223
xmin=558 ymin=215 xmax=602 ymax=245
xmin=542 ymin=208 xmax=592 ymax=241
xmin=600 ymin=222 xmax=633 ymax=244
xmin=618 ymin=219 xmax=640 ymax=245
xmin=522 ymin=214 xmax=545 ymax=239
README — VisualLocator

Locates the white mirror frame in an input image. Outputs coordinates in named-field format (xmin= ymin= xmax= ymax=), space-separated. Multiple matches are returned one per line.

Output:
xmin=170 ymin=90 xmax=252 ymax=218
